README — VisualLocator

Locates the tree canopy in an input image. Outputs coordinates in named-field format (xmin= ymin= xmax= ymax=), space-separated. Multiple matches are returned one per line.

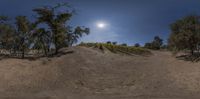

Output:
xmin=0 ymin=3 xmax=90 ymax=58
xmin=168 ymin=15 xmax=200 ymax=55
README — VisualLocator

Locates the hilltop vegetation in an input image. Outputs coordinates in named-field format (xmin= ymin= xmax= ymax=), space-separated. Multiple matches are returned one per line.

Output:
xmin=79 ymin=42 xmax=151 ymax=56
xmin=0 ymin=3 xmax=89 ymax=58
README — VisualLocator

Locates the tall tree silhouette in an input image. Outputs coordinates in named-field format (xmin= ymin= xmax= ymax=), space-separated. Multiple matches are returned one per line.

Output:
xmin=31 ymin=28 xmax=50 ymax=56
xmin=15 ymin=16 xmax=35 ymax=58
xmin=152 ymin=36 xmax=163 ymax=50
xmin=33 ymin=3 xmax=89 ymax=54
xmin=0 ymin=16 xmax=16 ymax=54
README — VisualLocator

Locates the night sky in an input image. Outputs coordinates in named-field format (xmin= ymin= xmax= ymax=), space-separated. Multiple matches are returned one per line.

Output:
xmin=0 ymin=0 xmax=200 ymax=45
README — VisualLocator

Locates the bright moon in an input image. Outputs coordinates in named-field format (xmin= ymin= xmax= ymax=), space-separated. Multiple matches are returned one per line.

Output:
xmin=97 ymin=22 xmax=106 ymax=28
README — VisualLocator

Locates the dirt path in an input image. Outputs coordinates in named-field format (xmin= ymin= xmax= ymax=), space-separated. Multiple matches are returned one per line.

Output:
xmin=0 ymin=47 xmax=199 ymax=99
xmin=128 ymin=51 xmax=200 ymax=99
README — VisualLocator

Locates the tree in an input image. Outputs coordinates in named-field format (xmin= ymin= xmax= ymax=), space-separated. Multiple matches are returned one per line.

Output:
xmin=66 ymin=26 xmax=89 ymax=47
xmin=106 ymin=41 xmax=111 ymax=44
xmin=0 ymin=25 xmax=15 ymax=50
xmin=144 ymin=43 xmax=152 ymax=49
xmin=15 ymin=16 xmax=35 ymax=58
xmin=151 ymin=36 xmax=163 ymax=50
xmin=33 ymin=3 xmax=89 ymax=54
xmin=112 ymin=42 xmax=117 ymax=45
xmin=161 ymin=45 xmax=168 ymax=49
xmin=0 ymin=16 xmax=16 ymax=55
xmin=168 ymin=15 xmax=200 ymax=55
xmin=134 ymin=43 xmax=140 ymax=47
xmin=0 ymin=3 xmax=90 ymax=58
xmin=121 ymin=43 xmax=127 ymax=46
xmin=31 ymin=28 xmax=50 ymax=56
xmin=144 ymin=36 xmax=163 ymax=50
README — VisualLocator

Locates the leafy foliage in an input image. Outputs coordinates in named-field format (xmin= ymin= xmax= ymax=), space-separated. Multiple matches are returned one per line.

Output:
xmin=134 ymin=43 xmax=140 ymax=47
xmin=15 ymin=16 xmax=35 ymax=58
xmin=0 ymin=3 xmax=89 ymax=58
xmin=33 ymin=4 xmax=89 ymax=54
xmin=144 ymin=36 xmax=163 ymax=50
xmin=168 ymin=15 xmax=200 ymax=55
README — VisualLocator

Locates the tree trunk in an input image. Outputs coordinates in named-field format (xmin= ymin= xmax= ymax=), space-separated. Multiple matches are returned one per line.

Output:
xmin=191 ymin=49 xmax=194 ymax=55
xmin=54 ymin=34 xmax=58 ymax=55
xmin=55 ymin=44 xmax=58 ymax=55
xmin=22 ymin=48 xmax=25 ymax=59
xmin=41 ymin=41 xmax=47 ymax=56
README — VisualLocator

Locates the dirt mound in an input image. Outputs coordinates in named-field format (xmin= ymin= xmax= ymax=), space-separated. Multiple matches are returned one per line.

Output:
xmin=0 ymin=47 xmax=200 ymax=99
xmin=0 ymin=46 xmax=141 ymax=98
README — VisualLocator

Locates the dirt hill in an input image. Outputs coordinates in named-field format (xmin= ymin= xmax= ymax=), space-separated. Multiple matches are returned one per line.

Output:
xmin=0 ymin=46 xmax=200 ymax=99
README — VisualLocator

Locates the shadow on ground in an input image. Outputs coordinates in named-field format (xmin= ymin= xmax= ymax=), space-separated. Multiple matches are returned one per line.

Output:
xmin=0 ymin=50 xmax=75 ymax=61
xmin=176 ymin=53 xmax=200 ymax=62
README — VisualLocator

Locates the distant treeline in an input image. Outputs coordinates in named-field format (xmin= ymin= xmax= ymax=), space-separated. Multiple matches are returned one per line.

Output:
xmin=0 ymin=3 xmax=89 ymax=58
xmin=145 ymin=15 xmax=200 ymax=56
xmin=79 ymin=42 xmax=151 ymax=55
xmin=99 ymin=36 xmax=165 ymax=50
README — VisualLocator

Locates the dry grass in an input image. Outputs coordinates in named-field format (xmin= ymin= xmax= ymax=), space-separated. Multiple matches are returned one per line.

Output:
xmin=79 ymin=42 xmax=151 ymax=56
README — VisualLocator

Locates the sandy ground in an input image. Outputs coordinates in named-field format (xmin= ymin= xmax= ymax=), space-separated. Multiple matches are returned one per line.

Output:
xmin=0 ymin=47 xmax=199 ymax=99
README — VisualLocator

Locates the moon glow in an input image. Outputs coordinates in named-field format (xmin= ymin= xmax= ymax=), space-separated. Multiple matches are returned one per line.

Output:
xmin=97 ymin=22 xmax=106 ymax=28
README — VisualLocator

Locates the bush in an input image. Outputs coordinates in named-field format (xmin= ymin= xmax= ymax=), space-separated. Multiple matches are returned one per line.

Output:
xmin=144 ymin=36 xmax=163 ymax=50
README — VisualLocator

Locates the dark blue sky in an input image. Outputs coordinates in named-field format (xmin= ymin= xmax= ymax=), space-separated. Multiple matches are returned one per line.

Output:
xmin=0 ymin=0 xmax=200 ymax=45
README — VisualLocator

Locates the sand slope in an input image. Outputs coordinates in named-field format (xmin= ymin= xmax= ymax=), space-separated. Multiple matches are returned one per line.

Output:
xmin=0 ymin=47 xmax=200 ymax=99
